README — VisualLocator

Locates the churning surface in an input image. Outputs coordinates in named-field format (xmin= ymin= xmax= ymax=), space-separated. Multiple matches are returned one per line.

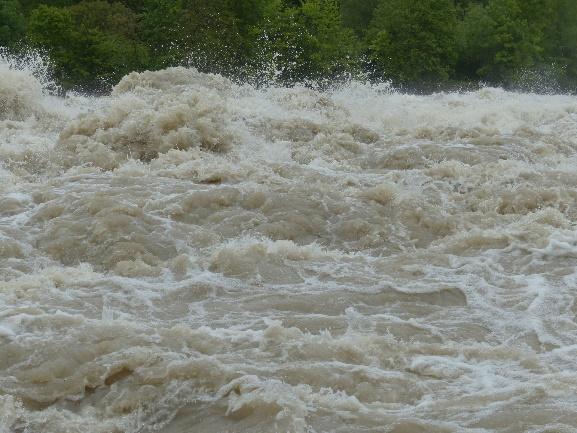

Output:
xmin=2 ymin=63 xmax=577 ymax=433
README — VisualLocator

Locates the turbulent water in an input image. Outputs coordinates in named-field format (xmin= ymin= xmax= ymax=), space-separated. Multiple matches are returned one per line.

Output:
xmin=2 ymin=59 xmax=577 ymax=433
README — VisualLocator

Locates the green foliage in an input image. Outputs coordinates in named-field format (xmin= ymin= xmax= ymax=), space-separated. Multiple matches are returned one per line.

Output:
xmin=138 ymin=0 xmax=186 ymax=69
xmin=9 ymin=0 xmax=577 ymax=91
xmin=231 ymin=0 xmax=269 ymax=31
xmin=117 ymin=0 xmax=145 ymax=12
xmin=19 ymin=0 xmax=81 ymax=13
xmin=299 ymin=0 xmax=360 ymax=79
xmin=367 ymin=0 xmax=458 ymax=84
xmin=27 ymin=2 xmax=147 ymax=90
xmin=338 ymin=0 xmax=378 ymax=36
xmin=0 ymin=0 xmax=26 ymax=48
xmin=544 ymin=0 xmax=577 ymax=83
xmin=558 ymin=2 xmax=577 ymax=81
xmin=69 ymin=1 xmax=138 ymax=39
xmin=178 ymin=0 xmax=243 ymax=75
xmin=457 ymin=0 xmax=543 ymax=81
xmin=255 ymin=0 xmax=359 ymax=84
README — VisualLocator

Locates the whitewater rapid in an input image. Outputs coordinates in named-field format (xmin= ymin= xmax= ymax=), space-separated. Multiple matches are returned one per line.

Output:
xmin=2 ymin=60 xmax=577 ymax=433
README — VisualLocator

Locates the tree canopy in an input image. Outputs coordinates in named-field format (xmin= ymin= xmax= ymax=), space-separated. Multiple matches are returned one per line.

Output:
xmin=2 ymin=0 xmax=577 ymax=91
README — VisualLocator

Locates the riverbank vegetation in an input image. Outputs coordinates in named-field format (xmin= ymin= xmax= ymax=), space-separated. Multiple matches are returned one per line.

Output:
xmin=1 ymin=0 xmax=576 ymax=92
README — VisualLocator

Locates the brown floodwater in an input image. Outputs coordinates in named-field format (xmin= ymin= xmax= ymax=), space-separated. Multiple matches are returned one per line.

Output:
xmin=2 ymin=59 xmax=577 ymax=433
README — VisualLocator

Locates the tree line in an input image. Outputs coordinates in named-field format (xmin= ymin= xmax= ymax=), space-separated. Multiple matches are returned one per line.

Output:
xmin=1 ymin=0 xmax=577 ymax=92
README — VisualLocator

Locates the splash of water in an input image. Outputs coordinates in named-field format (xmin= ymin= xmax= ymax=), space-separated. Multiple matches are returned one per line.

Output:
xmin=2 ymin=59 xmax=577 ymax=433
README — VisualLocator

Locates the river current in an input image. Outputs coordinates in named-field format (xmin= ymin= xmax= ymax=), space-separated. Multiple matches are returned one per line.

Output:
xmin=2 ymin=59 xmax=577 ymax=433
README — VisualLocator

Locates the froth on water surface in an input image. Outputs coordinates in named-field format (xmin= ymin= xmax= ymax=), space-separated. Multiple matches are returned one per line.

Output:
xmin=3 ymin=60 xmax=577 ymax=433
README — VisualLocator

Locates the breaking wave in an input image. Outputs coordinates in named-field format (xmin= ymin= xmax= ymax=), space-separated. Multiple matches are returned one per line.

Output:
xmin=3 ymin=57 xmax=577 ymax=433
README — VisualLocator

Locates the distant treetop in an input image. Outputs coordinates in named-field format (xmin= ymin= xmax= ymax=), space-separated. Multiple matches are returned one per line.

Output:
xmin=2 ymin=0 xmax=576 ymax=92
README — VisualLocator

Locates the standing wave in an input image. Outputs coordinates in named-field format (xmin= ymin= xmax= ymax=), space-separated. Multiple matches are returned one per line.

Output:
xmin=2 ymin=63 xmax=577 ymax=433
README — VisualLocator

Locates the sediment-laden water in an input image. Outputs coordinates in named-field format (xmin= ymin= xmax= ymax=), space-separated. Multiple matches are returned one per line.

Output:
xmin=2 ymin=60 xmax=577 ymax=433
